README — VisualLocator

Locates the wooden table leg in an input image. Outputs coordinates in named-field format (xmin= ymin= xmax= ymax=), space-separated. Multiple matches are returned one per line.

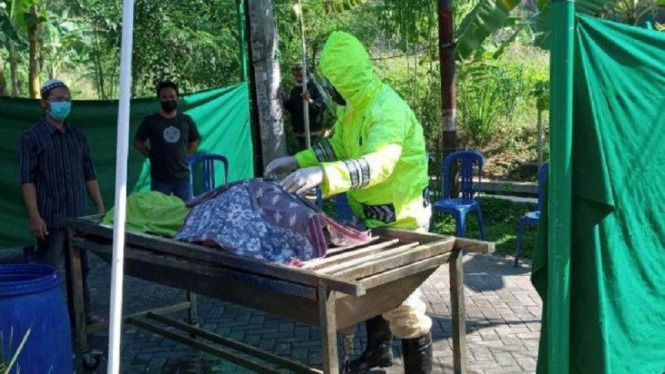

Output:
xmin=186 ymin=291 xmax=199 ymax=339
xmin=67 ymin=229 xmax=91 ymax=354
xmin=450 ymin=250 xmax=467 ymax=374
xmin=186 ymin=292 xmax=199 ymax=325
xmin=318 ymin=281 xmax=339 ymax=374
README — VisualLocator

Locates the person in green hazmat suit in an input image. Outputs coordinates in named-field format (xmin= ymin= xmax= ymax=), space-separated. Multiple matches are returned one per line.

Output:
xmin=266 ymin=31 xmax=433 ymax=374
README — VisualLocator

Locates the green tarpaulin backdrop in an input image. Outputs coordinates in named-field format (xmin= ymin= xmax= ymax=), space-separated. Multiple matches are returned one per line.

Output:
xmin=0 ymin=82 xmax=253 ymax=247
xmin=533 ymin=16 xmax=665 ymax=373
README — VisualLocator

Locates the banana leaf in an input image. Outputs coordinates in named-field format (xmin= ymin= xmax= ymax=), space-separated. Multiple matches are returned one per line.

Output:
xmin=323 ymin=0 xmax=367 ymax=13
xmin=0 ymin=1 xmax=24 ymax=45
xmin=8 ymin=0 xmax=46 ymax=32
xmin=456 ymin=0 xmax=522 ymax=60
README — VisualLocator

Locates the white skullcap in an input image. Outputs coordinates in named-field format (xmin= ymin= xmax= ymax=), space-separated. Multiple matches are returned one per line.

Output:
xmin=40 ymin=79 xmax=68 ymax=96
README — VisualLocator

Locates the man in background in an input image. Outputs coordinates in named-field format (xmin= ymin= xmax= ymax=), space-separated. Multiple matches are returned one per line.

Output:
xmin=283 ymin=63 xmax=326 ymax=151
xmin=18 ymin=78 xmax=105 ymax=324
xmin=134 ymin=80 xmax=201 ymax=201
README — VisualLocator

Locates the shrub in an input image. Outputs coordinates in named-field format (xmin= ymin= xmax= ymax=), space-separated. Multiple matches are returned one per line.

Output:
xmin=457 ymin=62 xmax=525 ymax=147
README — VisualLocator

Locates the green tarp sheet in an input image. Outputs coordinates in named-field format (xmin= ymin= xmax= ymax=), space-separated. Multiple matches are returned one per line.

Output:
xmin=533 ymin=16 xmax=665 ymax=373
xmin=0 ymin=83 xmax=253 ymax=247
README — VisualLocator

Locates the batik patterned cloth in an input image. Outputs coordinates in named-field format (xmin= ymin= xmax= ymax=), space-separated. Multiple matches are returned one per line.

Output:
xmin=175 ymin=178 xmax=371 ymax=265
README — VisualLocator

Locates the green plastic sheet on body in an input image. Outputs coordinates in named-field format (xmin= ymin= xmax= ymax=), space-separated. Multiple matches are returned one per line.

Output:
xmin=532 ymin=15 xmax=665 ymax=373
xmin=0 ymin=83 xmax=253 ymax=247
xmin=102 ymin=191 xmax=189 ymax=237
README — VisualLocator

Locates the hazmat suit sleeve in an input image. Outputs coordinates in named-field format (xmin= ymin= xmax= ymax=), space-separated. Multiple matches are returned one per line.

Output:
xmin=319 ymin=106 xmax=406 ymax=196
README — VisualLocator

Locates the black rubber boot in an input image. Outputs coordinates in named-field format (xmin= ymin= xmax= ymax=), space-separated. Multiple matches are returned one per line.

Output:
xmin=401 ymin=332 xmax=433 ymax=374
xmin=346 ymin=316 xmax=394 ymax=373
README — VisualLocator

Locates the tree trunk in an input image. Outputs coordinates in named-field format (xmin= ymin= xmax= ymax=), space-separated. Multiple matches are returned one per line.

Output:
xmin=246 ymin=0 xmax=287 ymax=174
xmin=0 ymin=54 xmax=8 ymax=96
xmin=94 ymin=28 xmax=107 ymax=99
xmin=438 ymin=0 xmax=459 ymax=195
xmin=9 ymin=43 xmax=20 ymax=97
xmin=28 ymin=5 xmax=42 ymax=98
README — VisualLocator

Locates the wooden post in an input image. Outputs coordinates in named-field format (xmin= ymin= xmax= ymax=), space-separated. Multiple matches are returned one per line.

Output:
xmin=246 ymin=0 xmax=287 ymax=173
xmin=438 ymin=0 xmax=459 ymax=195
xmin=450 ymin=250 xmax=467 ymax=374
xmin=66 ymin=229 xmax=91 ymax=354
xmin=318 ymin=281 xmax=339 ymax=374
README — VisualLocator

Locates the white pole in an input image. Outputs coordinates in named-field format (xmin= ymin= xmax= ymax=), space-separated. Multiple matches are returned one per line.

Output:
xmin=107 ymin=0 xmax=135 ymax=371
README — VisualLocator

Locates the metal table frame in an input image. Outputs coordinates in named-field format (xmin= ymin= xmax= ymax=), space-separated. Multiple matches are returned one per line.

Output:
xmin=63 ymin=215 xmax=493 ymax=373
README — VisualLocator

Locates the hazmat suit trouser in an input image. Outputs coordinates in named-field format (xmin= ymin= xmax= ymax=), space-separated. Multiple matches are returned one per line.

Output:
xmin=347 ymin=209 xmax=433 ymax=374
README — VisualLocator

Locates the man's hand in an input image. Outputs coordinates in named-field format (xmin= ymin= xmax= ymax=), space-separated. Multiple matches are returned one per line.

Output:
xmin=30 ymin=215 xmax=48 ymax=241
xmin=97 ymin=205 xmax=105 ymax=215
xmin=302 ymin=91 xmax=313 ymax=104
xmin=265 ymin=156 xmax=298 ymax=177
xmin=133 ymin=140 xmax=150 ymax=158
xmin=282 ymin=167 xmax=324 ymax=194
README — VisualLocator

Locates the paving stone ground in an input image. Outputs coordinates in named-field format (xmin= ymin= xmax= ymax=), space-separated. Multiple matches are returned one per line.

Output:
xmin=1 ymin=248 xmax=541 ymax=373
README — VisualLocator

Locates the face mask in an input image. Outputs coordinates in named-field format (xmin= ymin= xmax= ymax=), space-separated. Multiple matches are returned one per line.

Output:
xmin=48 ymin=102 xmax=72 ymax=121
xmin=160 ymin=100 xmax=178 ymax=113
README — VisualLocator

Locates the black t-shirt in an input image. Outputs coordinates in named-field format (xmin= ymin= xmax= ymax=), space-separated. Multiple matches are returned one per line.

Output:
xmin=135 ymin=112 xmax=201 ymax=181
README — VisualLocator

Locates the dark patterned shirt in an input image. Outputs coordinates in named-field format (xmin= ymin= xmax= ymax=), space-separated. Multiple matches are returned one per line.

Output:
xmin=18 ymin=118 xmax=97 ymax=228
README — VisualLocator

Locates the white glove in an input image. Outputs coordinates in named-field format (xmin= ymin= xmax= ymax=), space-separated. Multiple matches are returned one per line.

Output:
xmin=282 ymin=167 xmax=324 ymax=194
xmin=265 ymin=156 xmax=298 ymax=177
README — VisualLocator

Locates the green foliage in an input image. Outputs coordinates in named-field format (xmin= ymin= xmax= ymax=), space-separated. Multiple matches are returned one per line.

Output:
xmin=599 ymin=0 xmax=663 ymax=25
xmin=8 ymin=0 xmax=46 ymax=32
xmin=457 ymin=62 xmax=524 ymax=147
xmin=20 ymin=0 xmax=246 ymax=98
xmin=456 ymin=0 xmax=522 ymax=60
xmin=432 ymin=196 xmax=538 ymax=257
xmin=323 ymin=0 xmax=368 ymax=13
xmin=0 ymin=1 xmax=24 ymax=46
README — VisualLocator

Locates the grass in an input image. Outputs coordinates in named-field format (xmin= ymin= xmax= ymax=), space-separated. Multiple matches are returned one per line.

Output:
xmin=323 ymin=195 xmax=539 ymax=260
xmin=431 ymin=196 xmax=539 ymax=259
xmin=1 ymin=326 xmax=32 ymax=374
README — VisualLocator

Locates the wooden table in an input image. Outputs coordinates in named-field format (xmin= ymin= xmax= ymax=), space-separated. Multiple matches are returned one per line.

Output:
xmin=63 ymin=215 xmax=493 ymax=373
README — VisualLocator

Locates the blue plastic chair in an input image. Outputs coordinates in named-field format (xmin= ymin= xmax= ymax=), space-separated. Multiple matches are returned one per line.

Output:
xmin=514 ymin=162 xmax=549 ymax=267
xmin=187 ymin=153 xmax=229 ymax=200
xmin=334 ymin=194 xmax=355 ymax=222
xmin=315 ymin=187 xmax=323 ymax=209
xmin=432 ymin=151 xmax=486 ymax=239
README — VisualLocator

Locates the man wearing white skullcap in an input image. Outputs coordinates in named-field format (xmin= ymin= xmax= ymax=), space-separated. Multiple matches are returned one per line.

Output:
xmin=17 ymin=78 xmax=105 ymax=324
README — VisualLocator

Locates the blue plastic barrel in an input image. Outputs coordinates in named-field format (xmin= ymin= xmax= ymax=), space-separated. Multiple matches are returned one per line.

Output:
xmin=0 ymin=264 xmax=73 ymax=373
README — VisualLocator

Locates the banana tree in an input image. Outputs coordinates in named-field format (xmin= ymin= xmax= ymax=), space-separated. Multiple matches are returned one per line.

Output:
xmin=1 ymin=0 xmax=27 ymax=96
xmin=41 ymin=11 xmax=90 ymax=80
xmin=0 ymin=2 xmax=11 ymax=95
xmin=322 ymin=0 xmax=367 ymax=12
xmin=599 ymin=0 xmax=665 ymax=26
xmin=6 ymin=0 xmax=47 ymax=98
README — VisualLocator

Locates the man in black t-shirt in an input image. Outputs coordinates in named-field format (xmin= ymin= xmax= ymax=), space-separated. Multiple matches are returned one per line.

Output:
xmin=134 ymin=80 xmax=201 ymax=201
xmin=283 ymin=63 xmax=326 ymax=150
